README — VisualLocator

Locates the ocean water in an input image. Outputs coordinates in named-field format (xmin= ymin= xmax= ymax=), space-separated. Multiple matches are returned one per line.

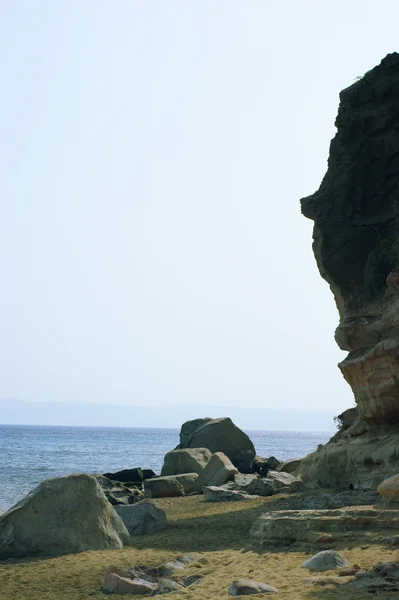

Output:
xmin=0 ymin=425 xmax=332 ymax=510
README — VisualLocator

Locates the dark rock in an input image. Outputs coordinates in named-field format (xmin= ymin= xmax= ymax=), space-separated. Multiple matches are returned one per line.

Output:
xmin=267 ymin=456 xmax=281 ymax=470
xmin=103 ymin=468 xmax=143 ymax=484
xmin=300 ymin=52 xmax=399 ymax=487
xmin=179 ymin=418 xmax=212 ymax=446
xmin=143 ymin=469 xmax=157 ymax=480
xmin=176 ymin=417 xmax=256 ymax=472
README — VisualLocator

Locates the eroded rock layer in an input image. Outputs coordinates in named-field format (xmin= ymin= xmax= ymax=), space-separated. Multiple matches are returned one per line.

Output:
xmin=302 ymin=53 xmax=399 ymax=425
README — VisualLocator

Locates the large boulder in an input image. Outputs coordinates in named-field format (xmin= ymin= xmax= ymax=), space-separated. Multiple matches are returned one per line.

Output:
xmin=144 ymin=473 xmax=198 ymax=498
xmin=179 ymin=418 xmax=213 ymax=446
xmin=0 ymin=474 xmax=130 ymax=559
xmin=161 ymin=448 xmax=212 ymax=476
xmin=114 ymin=502 xmax=167 ymax=535
xmin=194 ymin=452 xmax=238 ymax=490
xmin=176 ymin=417 xmax=256 ymax=472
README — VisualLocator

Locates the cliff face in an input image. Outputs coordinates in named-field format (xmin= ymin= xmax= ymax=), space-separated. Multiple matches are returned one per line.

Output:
xmin=302 ymin=53 xmax=399 ymax=426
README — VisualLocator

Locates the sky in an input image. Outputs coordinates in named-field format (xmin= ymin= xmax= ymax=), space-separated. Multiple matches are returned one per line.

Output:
xmin=0 ymin=0 xmax=397 ymax=428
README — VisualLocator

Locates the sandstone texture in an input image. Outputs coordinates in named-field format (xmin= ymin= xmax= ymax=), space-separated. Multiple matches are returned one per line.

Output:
xmin=378 ymin=473 xmax=399 ymax=503
xmin=144 ymin=473 xmax=198 ymax=498
xmin=161 ymin=448 xmax=212 ymax=476
xmin=0 ymin=474 xmax=130 ymax=559
xmin=249 ymin=507 xmax=399 ymax=549
xmin=176 ymin=417 xmax=256 ymax=472
xmin=300 ymin=53 xmax=399 ymax=487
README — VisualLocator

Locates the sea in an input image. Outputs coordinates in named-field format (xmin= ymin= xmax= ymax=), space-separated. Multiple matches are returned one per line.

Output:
xmin=0 ymin=425 xmax=332 ymax=510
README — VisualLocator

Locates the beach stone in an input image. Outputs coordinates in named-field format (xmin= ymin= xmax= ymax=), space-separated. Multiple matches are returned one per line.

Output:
xmin=103 ymin=468 xmax=143 ymax=484
xmin=176 ymin=417 xmax=255 ymax=472
xmin=247 ymin=471 xmax=302 ymax=496
xmin=151 ymin=579 xmax=183 ymax=595
xmin=229 ymin=579 xmax=278 ymax=595
xmin=194 ymin=452 xmax=238 ymax=491
xmin=144 ymin=473 xmax=198 ymax=498
xmin=104 ymin=572 xmax=157 ymax=595
xmin=158 ymin=553 xmax=197 ymax=576
xmin=0 ymin=474 xmax=130 ymax=559
xmin=301 ymin=550 xmax=350 ymax=572
xmin=378 ymin=474 xmax=399 ymax=504
xmin=114 ymin=502 xmax=167 ymax=535
xmin=161 ymin=448 xmax=212 ymax=476
xmin=203 ymin=486 xmax=255 ymax=502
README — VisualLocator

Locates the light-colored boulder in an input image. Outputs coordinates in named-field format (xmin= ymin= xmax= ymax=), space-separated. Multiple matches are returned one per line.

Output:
xmin=176 ymin=417 xmax=255 ymax=471
xmin=114 ymin=502 xmax=167 ymax=535
xmin=229 ymin=579 xmax=278 ymax=595
xmin=144 ymin=473 xmax=198 ymax=498
xmin=301 ymin=550 xmax=350 ymax=572
xmin=378 ymin=474 xmax=399 ymax=504
xmin=161 ymin=448 xmax=212 ymax=476
xmin=194 ymin=452 xmax=238 ymax=491
xmin=0 ymin=474 xmax=130 ymax=559
xmin=203 ymin=486 xmax=255 ymax=502
xmin=103 ymin=572 xmax=157 ymax=595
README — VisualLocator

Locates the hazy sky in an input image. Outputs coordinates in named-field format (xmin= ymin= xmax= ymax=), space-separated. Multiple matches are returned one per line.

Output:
xmin=1 ymin=1 xmax=397 ymax=423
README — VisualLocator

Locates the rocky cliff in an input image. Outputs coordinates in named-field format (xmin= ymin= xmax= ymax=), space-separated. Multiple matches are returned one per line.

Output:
xmin=300 ymin=53 xmax=399 ymax=488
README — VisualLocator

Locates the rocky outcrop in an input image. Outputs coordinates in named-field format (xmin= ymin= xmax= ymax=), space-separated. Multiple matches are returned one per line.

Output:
xmin=176 ymin=417 xmax=256 ymax=472
xmin=161 ymin=448 xmax=212 ymax=476
xmin=300 ymin=53 xmax=399 ymax=487
xmin=0 ymin=474 xmax=130 ymax=558
xmin=249 ymin=507 xmax=399 ymax=549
